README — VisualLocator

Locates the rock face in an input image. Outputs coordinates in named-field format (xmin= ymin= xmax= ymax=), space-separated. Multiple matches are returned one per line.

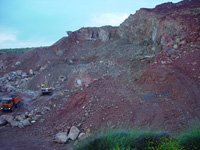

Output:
xmin=68 ymin=26 xmax=117 ymax=42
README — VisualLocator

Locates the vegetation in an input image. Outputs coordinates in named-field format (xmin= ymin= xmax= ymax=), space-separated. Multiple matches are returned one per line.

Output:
xmin=0 ymin=47 xmax=38 ymax=55
xmin=76 ymin=127 xmax=200 ymax=150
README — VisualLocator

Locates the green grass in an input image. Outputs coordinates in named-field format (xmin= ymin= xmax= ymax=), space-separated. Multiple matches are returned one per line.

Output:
xmin=0 ymin=47 xmax=37 ymax=55
xmin=76 ymin=127 xmax=200 ymax=150
xmin=177 ymin=127 xmax=200 ymax=150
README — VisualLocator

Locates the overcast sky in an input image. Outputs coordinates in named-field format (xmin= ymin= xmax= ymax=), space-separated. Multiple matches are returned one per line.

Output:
xmin=0 ymin=0 xmax=181 ymax=49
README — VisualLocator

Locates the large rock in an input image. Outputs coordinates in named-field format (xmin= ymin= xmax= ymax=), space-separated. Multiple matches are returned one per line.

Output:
xmin=29 ymin=69 xmax=34 ymax=75
xmin=15 ymin=115 xmax=24 ymax=122
xmin=9 ymin=120 xmax=24 ymax=128
xmin=16 ymin=70 xmax=23 ymax=76
xmin=68 ymin=126 xmax=80 ymax=141
xmin=55 ymin=132 xmax=69 ymax=144
xmin=0 ymin=116 xmax=7 ymax=126
xmin=15 ymin=61 xmax=21 ymax=66
xmin=42 ymin=106 xmax=51 ymax=112
xmin=20 ymin=118 xmax=31 ymax=126
xmin=99 ymin=29 xmax=110 ymax=42
xmin=1 ymin=115 xmax=14 ymax=123
xmin=78 ymin=133 xmax=90 ymax=141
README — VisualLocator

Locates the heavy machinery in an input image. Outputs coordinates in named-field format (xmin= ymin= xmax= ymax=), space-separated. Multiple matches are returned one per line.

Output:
xmin=0 ymin=95 xmax=21 ymax=111
xmin=41 ymin=77 xmax=53 ymax=95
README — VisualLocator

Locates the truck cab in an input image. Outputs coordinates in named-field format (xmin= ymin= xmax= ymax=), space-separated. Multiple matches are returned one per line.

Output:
xmin=0 ymin=95 xmax=21 ymax=111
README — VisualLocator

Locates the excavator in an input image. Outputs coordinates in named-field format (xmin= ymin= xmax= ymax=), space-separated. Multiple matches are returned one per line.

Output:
xmin=41 ymin=77 xmax=53 ymax=95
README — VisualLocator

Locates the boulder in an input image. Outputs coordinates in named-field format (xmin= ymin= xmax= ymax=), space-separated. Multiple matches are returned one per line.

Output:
xmin=66 ymin=31 xmax=73 ymax=36
xmin=29 ymin=69 xmax=34 ymax=75
xmin=59 ymin=75 xmax=66 ymax=82
xmin=15 ymin=115 xmax=24 ymax=121
xmin=31 ymin=120 xmax=36 ymax=124
xmin=55 ymin=132 xmax=69 ymax=144
xmin=78 ymin=133 xmax=87 ymax=141
xmin=20 ymin=118 xmax=31 ymax=126
xmin=25 ymin=112 xmax=29 ymax=118
xmin=5 ymin=84 xmax=15 ymax=92
xmin=21 ymin=73 xmax=27 ymax=78
xmin=9 ymin=120 xmax=24 ymax=128
xmin=20 ymin=114 xmax=26 ymax=119
xmin=15 ymin=61 xmax=21 ymax=66
xmin=16 ymin=70 xmax=23 ymax=76
xmin=31 ymin=115 xmax=41 ymax=121
xmin=1 ymin=115 xmax=14 ymax=123
xmin=42 ymin=106 xmax=51 ymax=112
xmin=0 ymin=116 xmax=7 ymax=126
xmin=99 ymin=29 xmax=110 ymax=42
xmin=68 ymin=126 xmax=80 ymax=140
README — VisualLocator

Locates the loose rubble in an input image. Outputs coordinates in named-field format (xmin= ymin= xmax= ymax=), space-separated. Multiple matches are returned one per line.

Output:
xmin=54 ymin=126 xmax=91 ymax=144
xmin=0 ymin=106 xmax=51 ymax=128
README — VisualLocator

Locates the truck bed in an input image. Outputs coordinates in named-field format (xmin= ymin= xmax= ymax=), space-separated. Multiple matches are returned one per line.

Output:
xmin=12 ymin=95 xmax=21 ymax=104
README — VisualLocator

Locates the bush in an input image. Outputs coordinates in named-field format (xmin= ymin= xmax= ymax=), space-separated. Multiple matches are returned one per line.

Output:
xmin=76 ymin=129 xmax=171 ymax=150
xmin=76 ymin=127 xmax=200 ymax=150
xmin=178 ymin=127 xmax=200 ymax=150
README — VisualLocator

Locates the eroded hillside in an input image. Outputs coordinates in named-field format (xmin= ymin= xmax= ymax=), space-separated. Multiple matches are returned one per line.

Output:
xmin=0 ymin=0 xmax=200 ymax=149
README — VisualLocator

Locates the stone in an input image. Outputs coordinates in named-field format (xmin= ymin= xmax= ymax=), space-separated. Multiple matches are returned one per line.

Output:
xmin=39 ymin=119 xmax=45 ymax=123
xmin=25 ymin=112 xmax=29 ymax=118
xmin=20 ymin=114 xmax=26 ymax=119
xmin=66 ymin=31 xmax=73 ymax=36
xmin=68 ymin=126 xmax=80 ymax=140
xmin=20 ymin=118 xmax=31 ymax=126
xmin=78 ymin=133 xmax=89 ymax=141
xmin=32 ymin=115 xmax=41 ymax=121
xmin=99 ymin=29 xmax=109 ymax=42
xmin=55 ymin=132 xmax=69 ymax=144
xmin=9 ymin=120 xmax=24 ymax=128
xmin=76 ymin=79 xmax=82 ymax=86
xmin=5 ymin=84 xmax=15 ymax=92
xmin=42 ymin=106 xmax=51 ymax=112
xmin=31 ymin=120 xmax=36 ymax=124
xmin=15 ymin=115 xmax=24 ymax=121
xmin=173 ymin=44 xmax=178 ymax=49
xmin=0 ymin=116 xmax=7 ymax=126
xmin=57 ymin=50 xmax=64 ymax=56
xmin=1 ymin=115 xmax=14 ymax=123
xmin=21 ymin=73 xmax=27 ymax=78
xmin=59 ymin=75 xmax=66 ymax=82
xmin=64 ymin=126 xmax=71 ymax=133
xmin=16 ymin=70 xmax=23 ymax=76
xmin=15 ymin=61 xmax=21 ymax=66
xmin=29 ymin=69 xmax=34 ymax=75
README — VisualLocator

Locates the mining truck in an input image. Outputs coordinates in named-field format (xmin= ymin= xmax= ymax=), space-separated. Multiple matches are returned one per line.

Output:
xmin=41 ymin=77 xmax=53 ymax=95
xmin=0 ymin=95 xmax=21 ymax=111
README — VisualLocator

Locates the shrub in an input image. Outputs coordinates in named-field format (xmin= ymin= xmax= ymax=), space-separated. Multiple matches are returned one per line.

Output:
xmin=76 ymin=129 xmax=171 ymax=150
xmin=75 ymin=127 xmax=200 ymax=150
xmin=178 ymin=127 xmax=200 ymax=150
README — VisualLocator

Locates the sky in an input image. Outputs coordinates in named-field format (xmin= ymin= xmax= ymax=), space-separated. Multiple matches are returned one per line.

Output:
xmin=0 ymin=0 xmax=181 ymax=49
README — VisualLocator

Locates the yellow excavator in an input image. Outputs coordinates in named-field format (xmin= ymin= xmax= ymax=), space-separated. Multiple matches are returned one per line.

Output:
xmin=41 ymin=77 xmax=53 ymax=95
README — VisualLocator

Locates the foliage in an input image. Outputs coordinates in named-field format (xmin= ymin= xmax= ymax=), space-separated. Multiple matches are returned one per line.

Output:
xmin=0 ymin=47 xmax=36 ymax=55
xmin=75 ymin=127 xmax=200 ymax=150
xmin=177 ymin=127 xmax=200 ymax=150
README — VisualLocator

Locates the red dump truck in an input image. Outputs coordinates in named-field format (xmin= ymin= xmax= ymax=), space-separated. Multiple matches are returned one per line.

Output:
xmin=0 ymin=95 xmax=21 ymax=111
